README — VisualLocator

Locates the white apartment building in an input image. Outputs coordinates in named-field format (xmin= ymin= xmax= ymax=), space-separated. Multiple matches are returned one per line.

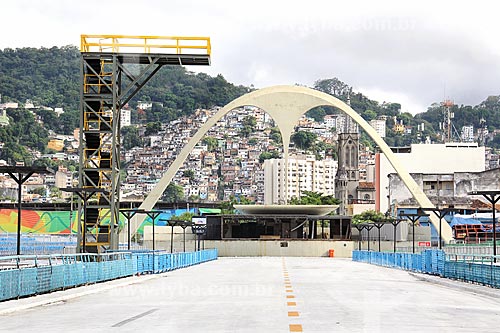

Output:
xmin=461 ymin=125 xmax=474 ymax=142
xmin=323 ymin=114 xmax=344 ymax=131
xmin=121 ymin=109 xmax=131 ymax=127
xmin=369 ymin=119 xmax=386 ymax=138
xmin=264 ymin=155 xmax=337 ymax=204
xmin=55 ymin=166 xmax=73 ymax=198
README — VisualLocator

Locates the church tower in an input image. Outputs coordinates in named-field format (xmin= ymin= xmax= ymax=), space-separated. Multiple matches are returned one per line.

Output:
xmin=335 ymin=91 xmax=360 ymax=215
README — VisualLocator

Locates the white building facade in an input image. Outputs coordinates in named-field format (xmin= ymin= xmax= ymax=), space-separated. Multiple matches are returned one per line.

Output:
xmin=369 ymin=119 xmax=386 ymax=138
xmin=376 ymin=143 xmax=486 ymax=212
xmin=264 ymin=155 xmax=337 ymax=204
xmin=461 ymin=125 xmax=474 ymax=142
xmin=120 ymin=109 xmax=131 ymax=127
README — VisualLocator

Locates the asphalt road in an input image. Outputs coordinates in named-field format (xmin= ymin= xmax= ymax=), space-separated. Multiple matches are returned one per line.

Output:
xmin=1 ymin=257 xmax=500 ymax=332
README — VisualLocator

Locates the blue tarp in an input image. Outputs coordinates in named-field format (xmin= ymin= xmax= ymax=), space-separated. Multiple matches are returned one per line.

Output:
xmin=449 ymin=216 xmax=482 ymax=227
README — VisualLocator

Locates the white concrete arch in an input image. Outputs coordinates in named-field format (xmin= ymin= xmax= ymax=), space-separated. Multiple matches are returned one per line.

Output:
xmin=133 ymin=85 xmax=452 ymax=242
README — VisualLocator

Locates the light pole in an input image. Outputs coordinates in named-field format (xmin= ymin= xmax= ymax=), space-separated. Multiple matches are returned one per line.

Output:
xmin=161 ymin=219 xmax=183 ymax=253
xmin=143 ymin=210 xmax=163 ymax=273
xmin=364 ymin=223 xmax=375 ymax=251
xmin=353 ymin=224 xmax=365 ymax=251
xmin=399 ymin=210 xmax=429 ymax=253
xmin=180 ymin=221 xmax=190 ymax=252
xmin=387 ymin=174 xmax=392 ymax=215
xmin=420 ymin=207 xmax=461 ymax=249
xmin=0 ymin=166 xmax=53 ymax=255
xmin=468 ymin=190 xmax=500 ymax=260
xmin=373 ymin=221 xmax=390 ymax=252
xmin=387 ymin=217 xmax=405 ymax=253
xmin=120 ymin=208 xmax=145 ymax=250
xmin=143 ymin=210 xmax=163 ymax=251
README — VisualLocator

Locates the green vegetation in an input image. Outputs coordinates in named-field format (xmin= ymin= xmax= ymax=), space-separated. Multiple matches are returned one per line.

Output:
xmin=269 ymin=127 xmax=282 ymax=144
xmin=351 ymin=210 xmax=386 ymax=224
xmin=0 ymin=46 xmax=251 ymax=133
xmin=0 ymin=108 xmax=51 ymax=164
xmin=291 ymin=131 xmax=317 ymax=150
xmin=240 ymin=115 xmax=257 ymax=137
xmin=183 ymin=170 xmax=196 ymax=184
xmin=289 ymin=191 xmax=340 ymax=205
xmin=259 ymin=151 xmax=280 ymax=163
xmin=0 ymin=46 xmax=80 ymax=111
xmin=2 ymin=46 xmax=500 ymax=154
xmin=144 ymin=122 xmax=162 ymax=136
xmin=313 ymin=77 xmax=500 ymax=148
xmin=219 ymin=195 xmax=254 ymax=214
xmin=161 ymin=183 xmax=185 ymax=203
xmin=121 ymin=126 xmax=143 ymax=150
xmin=170 ymin=212 xmax=194 ymax=222
xmin=202 ymin=136 xmax=219 ymax=152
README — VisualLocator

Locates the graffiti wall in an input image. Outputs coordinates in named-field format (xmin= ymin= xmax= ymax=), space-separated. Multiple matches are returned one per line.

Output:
xmin=0 ymin=208 xmax=194 ymax=235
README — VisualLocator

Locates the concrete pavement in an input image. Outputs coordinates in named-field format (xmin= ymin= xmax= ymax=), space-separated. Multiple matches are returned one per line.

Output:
xmin=1 ymin=257 xmax=500 ymax=332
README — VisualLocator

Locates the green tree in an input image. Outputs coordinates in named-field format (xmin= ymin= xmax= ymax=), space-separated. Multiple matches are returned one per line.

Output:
xmin=219 ymin=195 xmax=254 ymax=214
xmin=49 ymin=186 xmax=61 ymax=199
xmin=170 ymin=212 xmax=194 ymax=222
xmin=202 ymin=136 xmax=218 ymax=152
xmin=144 ymin=121 xmax=162 ymax=136
xmin=351 ymin=210 xmax=385 ymax=224
xmin=362 ymin=109 xmax=377 ymax=121
xmin=289 ymin=191 xmax=340 ymax=205
xmin=248 ymin=138 xmax=258 ymax=145
xmin=30 ymin=187 xmax=47 ymax=196
xmin=121 ymin=126 xmax=143 ymax=149
xmin=269 ymin=127 xmax=282 ymax=144
xmin=259 ymin=151 xmax=280 ymax=163
xmin=162 ymin=183 xmax=185 ymax=203
xmin=291 ymin=131 xmax=317 ymax=150
xmin=307 ymin=107 xmax=327 ymax=122
xmin=183 ymin=169 xmax=196 ymax=183
xmin=240 ymin=115 xmax=257 ymax=137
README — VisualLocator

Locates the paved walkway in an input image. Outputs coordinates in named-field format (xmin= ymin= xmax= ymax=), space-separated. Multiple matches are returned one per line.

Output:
xmin=1 ymin=257 xmax=500 ymax=332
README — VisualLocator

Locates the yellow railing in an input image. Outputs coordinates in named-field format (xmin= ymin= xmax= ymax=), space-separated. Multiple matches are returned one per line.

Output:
xmin=81 ymin=35 xmax=211 ymax=55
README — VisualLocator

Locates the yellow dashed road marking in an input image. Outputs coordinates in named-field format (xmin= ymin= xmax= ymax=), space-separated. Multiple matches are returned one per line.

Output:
xmin=289 ymin=324 xmax=303 ymax=332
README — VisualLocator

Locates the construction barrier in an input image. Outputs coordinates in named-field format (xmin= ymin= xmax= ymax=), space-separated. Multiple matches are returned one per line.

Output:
xmin=0 ymin=249 xmax=217 ymax=302
xmin=0 ymin=234 xmax=77 ymax=255
xmin=353 ymin=249 xmax=500 ymax=288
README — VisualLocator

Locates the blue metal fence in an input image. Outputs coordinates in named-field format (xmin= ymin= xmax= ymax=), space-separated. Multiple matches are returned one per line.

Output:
xmin=0 ymin=249 xmax=217 ymax=302
xmin=0 ymin=234 xmax=77 ymax=255
xmin=353 ymin=249 xmax=500 ymax=288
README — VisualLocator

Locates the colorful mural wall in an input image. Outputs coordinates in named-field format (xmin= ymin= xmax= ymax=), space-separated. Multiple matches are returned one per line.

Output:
xmin=0 ymin=208 xmax=194 ymax=235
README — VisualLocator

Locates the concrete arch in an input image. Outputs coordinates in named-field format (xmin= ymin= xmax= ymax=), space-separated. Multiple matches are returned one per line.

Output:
xmin=133 ymin=85 xmax=452 ymax=242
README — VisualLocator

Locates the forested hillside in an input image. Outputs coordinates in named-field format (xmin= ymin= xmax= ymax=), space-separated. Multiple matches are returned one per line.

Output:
xmin=1 ymin=46 xmax=500 ymax=154
xmin=0 ymin=45 xmax=250 ymax=128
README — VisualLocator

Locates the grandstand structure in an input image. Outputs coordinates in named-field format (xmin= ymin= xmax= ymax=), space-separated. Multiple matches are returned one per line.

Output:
xmin=78 ymin=35 xmax=210 ymax=253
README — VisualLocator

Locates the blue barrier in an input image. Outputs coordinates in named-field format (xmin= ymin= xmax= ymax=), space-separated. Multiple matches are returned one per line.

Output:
xmin=353 ymin=249 xmax=500 ymax=288
xmin=0 ymin=249 xmax=218 ymax=302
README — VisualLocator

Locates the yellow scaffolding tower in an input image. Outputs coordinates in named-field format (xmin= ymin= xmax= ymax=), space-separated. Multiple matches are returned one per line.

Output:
xmin=78 ymin=35 xmax=210 ymax=253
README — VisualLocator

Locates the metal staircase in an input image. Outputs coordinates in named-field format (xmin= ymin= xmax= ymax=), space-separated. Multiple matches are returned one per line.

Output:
xmin=78 ymin=35 xmax=210 ymax=252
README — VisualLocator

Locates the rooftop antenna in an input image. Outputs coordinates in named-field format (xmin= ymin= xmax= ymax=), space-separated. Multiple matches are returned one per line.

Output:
xmin=441 ymin=99 xmax=454 ymax=143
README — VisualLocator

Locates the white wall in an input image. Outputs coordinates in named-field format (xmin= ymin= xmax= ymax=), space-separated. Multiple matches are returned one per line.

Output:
xmin=204 ymin=240 xmax=354 ymax=257
xmin=378 ymin=143 xmax=485 ymax=212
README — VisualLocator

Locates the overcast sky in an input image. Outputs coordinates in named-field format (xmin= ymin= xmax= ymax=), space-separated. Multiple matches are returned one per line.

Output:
xmin=2 ymin=0 xmax=500 ymax=114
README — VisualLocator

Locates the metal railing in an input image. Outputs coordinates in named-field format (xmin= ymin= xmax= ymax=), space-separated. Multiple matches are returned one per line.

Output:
xmin=0 ymin=234 xmax=77 ymax=256
xmin=352 ymin=249 xmax=443 ymax=275
xmin=0 ymin=249 xmax=217 ymax=301
xmin=80 ymin=35 xmax=211 ymax=55
xmin=353 ymin=249 xmax=500 ymax=288
xmin=352 ymin=250 xmax=500 ymax=288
